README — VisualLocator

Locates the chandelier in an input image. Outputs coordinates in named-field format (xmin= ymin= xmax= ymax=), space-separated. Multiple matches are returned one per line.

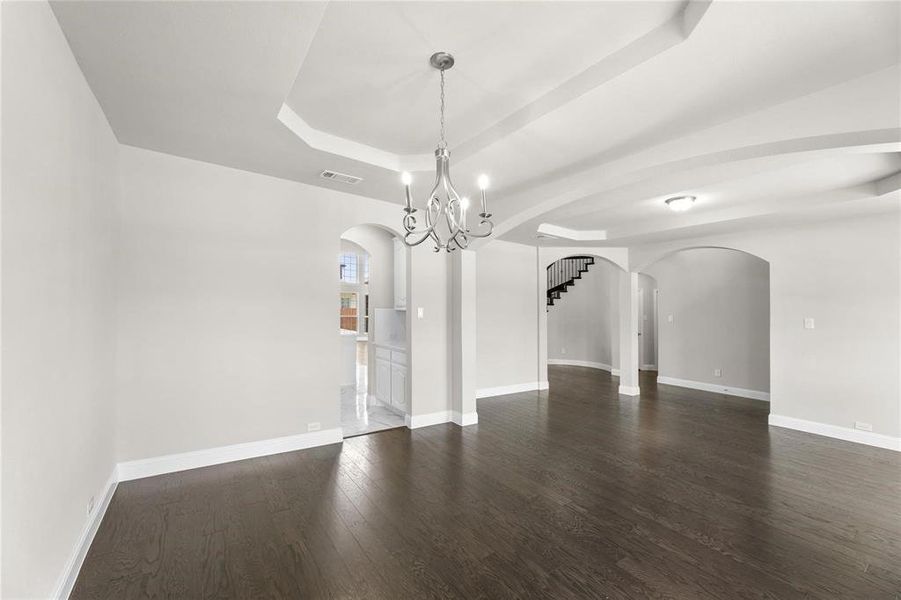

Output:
xmin=400 ymin=52 xmax=494 ymax=252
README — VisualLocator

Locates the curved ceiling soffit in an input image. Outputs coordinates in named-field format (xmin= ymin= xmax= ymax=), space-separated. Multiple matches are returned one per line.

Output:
xmin=475 ymin=127 xmax=901 ymax=248
xmin=633 ymin=244 xmax=771 ymax=273
xmin=338 ymin=212 xmax=408 ymax=242
xmin=341 ymin=222 xmax=405 ymax=243
xmin=277 ymin=1 xmax=713 ymax=175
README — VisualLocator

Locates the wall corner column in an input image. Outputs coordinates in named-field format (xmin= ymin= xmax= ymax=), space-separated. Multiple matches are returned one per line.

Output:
xmin=618 ymin=270 xmax=641 ymax=396
xmin=451 ymin=250 xmax=478 ymax=425
xmin=536 ymin=247 xmax=549 ymax=389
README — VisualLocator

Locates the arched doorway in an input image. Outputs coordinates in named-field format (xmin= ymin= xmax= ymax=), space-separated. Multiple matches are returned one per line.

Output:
xmin=538 ymin=250 xmax=629 ymax=394
xmin=640 ymin=246 xmax=771 ymax=402
xmin=339 ymin=224 xmax=408 ymax=437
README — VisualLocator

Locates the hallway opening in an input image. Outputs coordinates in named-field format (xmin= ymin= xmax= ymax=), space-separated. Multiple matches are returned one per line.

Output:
xmin=642 ymin=246 xmax=771 ymax=402
xmin=339 ymin=225 xmax=407 ymax=437
xmin=544 ymin=254 xmax=625 ymax=388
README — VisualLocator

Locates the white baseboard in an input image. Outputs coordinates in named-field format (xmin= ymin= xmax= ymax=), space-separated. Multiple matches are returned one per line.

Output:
xmin=453 ymin=411 xmax=479 ymax=426
xmin=404 ymin=410 xmax=479 ymax=429
xmin=539 ymin=380 xmax=549 ymax=390
xmin=548 ymin=359 xmax=613 ymax=372
xmin=618 ymin=385 xmax=640 ymax=396
xmin=640 ymin=364 xmax=658 ymax=371
xmin=406 ymin=410 xmax=452 ymax=429
xmin=656 ymin=375 xmax=770 ymax=402
xmin=768 ymin=414 xmax=900 ymax=452
xmin=52 ymin=467 xmax=119 ymax=600
xmin=476 ymin=381 xmax=547 ymax=398
xmin=611 ymin=368 xmax=621 ymax=376
xmin=117 ymin=428 xmax=343 ymax=481
xmin=405 ymin=410 xmax=479 ymax=428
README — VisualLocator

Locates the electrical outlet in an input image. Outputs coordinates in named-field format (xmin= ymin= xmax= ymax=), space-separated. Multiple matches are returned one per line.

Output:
xmin=561 ymin=347 xmax=566 ymax=355
xmin=307 ymin=422 xmax=321 ymax=432
xmin=417 ymin=307 xmax=424 ymax=319
xmin=87 ymin=495 xmax=95 ymax=516
xmin=667 ymin=314 xmax=674 ymax=324
xmin=804 ymin=317 xmax=815 ymax=330
xmin=714 ymin=369 xmax=722 ymax=377
xmin=854 ymin=421 xmax=873 ymax=432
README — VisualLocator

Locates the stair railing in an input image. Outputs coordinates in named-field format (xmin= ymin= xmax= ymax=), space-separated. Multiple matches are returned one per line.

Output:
xmin=546 ymin=256 xmax=596 ymax=307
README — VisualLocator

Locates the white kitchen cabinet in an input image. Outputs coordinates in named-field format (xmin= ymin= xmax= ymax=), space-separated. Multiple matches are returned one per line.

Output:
xmin=393 ymin=238 xmax=407 ymax=310
xmin=375 ymin=358 xmax=391 ymax=403
xmin=373 ymin=343 xmax=407 ymax=413
xmin=390 ymin=364 xmax=407 ymax=411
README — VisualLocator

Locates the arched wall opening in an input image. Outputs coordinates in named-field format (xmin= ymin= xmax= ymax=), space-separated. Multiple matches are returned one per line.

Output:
xmin=338 ymin=223 xmax=409 ymax=437
xmin=641 ymin=246 xmax=771 ymax=401
xmin=539 ymin=251 xmax=627 ymax=391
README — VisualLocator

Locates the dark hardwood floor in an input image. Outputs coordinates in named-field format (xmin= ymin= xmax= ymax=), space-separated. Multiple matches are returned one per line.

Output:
xmin=73 ymin=367 xmax=901 ymax=599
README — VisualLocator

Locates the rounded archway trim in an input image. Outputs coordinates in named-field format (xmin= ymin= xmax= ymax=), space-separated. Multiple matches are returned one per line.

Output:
xmin=633 ymin=243 xmax=770 ymax=273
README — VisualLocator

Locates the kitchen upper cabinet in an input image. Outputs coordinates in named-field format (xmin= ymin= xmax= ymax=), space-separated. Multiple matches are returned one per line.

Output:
xmin=393 ymin=238 xmax=406 ymax=310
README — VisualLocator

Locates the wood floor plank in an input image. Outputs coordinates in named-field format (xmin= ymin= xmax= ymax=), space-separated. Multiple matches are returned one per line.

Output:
xmin=72 ymin=368 xmax=901 ymax=599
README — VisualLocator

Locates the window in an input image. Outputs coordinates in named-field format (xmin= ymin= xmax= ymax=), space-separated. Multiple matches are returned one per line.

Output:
xmin=340 ymin=292 xmax=358 ymax=331
xmin=363 ymin=294 xmax=369 ymax=334
xmin=339 ymin=253 xmax=358 ymax=283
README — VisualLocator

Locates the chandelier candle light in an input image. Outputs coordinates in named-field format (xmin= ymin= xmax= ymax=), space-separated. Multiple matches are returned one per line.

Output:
xmin=400 ymin=52 xmax=494 ymax=252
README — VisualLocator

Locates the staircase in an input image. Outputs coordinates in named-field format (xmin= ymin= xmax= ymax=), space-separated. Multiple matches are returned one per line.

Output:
xmin=547 ymin=256 xmax=595 ymax=308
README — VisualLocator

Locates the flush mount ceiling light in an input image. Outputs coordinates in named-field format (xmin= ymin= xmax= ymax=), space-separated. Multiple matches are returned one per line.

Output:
xmin=665 ymin=195 xmax=696 ymax=212
xmin=399 ymin=52 xmax=494 ymax=252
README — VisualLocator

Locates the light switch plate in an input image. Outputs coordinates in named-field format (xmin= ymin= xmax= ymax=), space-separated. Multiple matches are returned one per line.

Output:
xmin=804 ymin=317 xmax=815 ymax=329
xmin=667 ymin=314 xmax=674 ymax=323
xmin=417 ymin=307 xmax=424 ymax=319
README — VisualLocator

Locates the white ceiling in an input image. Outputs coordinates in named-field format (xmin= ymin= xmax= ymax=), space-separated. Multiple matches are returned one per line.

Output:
xmin=50 ymin=0 xmax=901 ymax=247
xmin=285 ymin=1 xmax=682 ymax=155
xmin=514 ymin=152 xmax=901 ymax=247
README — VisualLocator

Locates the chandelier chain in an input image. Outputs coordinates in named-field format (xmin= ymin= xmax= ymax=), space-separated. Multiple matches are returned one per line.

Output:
xmin=439 ymin=68 xmax=447 ymax=149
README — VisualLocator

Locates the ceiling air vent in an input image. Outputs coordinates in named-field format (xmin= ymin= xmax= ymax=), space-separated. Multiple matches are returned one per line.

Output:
xmin=320 ymin=170 xmax=363 ymax=185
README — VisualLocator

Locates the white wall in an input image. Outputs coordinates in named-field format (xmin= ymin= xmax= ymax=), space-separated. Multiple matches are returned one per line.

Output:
xmin=475 ymin=240 xmax=540 ymax=392
xmin=1 ymin=3 xmax=118 ymax=597
xmin=645 ymin=248 xmax=770 ymax=393
xmin=547 ymin=259 xmax=619 ymax=369
xmin=474 ymin=245 xmax=631 ymax=393
xmin=115 ymin=144 xmax=450 ymax=461
xmin=409 ymin=247 xmax=449 ymax=414
xmin=632 ymin=213 xmax=900 ymax=442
